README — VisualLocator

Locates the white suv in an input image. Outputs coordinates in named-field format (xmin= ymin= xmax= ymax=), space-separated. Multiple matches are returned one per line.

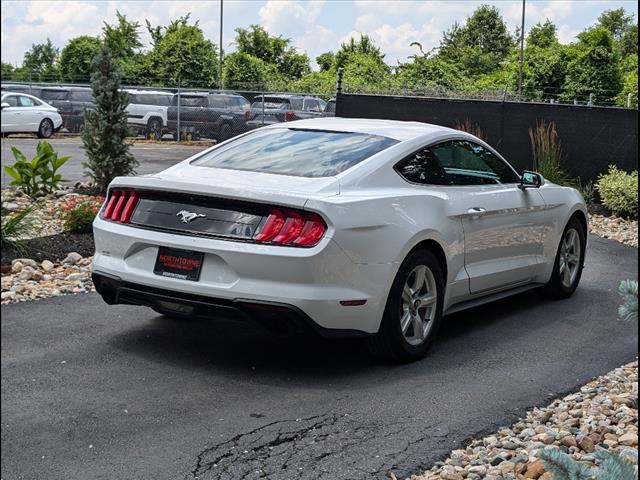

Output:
xmin=125 ymin=89 xmax=173 ymax=139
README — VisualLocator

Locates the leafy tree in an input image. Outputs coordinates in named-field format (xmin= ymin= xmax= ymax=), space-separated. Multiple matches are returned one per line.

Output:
xmin=223 ymin=51 xmax=270 ymax=90
xmin=335 ymin=33 xmax=385 ymax=68
xmin=81 ymin=45 xmax=137 ymax=192
xmin=396 ymin=50 xmax=463 ymax=91
xmin=1 ymin=62 xmax=14 ymax=78
xmin=316 ymin=52 xmax=335 ymax=72
xmin=147 ymin=16 xmax=219 ymax=88
xmin=562 ymin=27 xmax=623 ymax=104
xmin=438 ymin=5 xmax=515 ymax=75
xmin=59 ymin=35 xmax=102 ymax=82
xmin=597 ymin=8 xmax=635 ymax=40
xmin=618 ymin=54 xmax=638 ymax=108
xmin=527 ymin=20 xmax=558 ymax=49
xmin=619 ymin=24 xmax=638 ymax=56
xmin=234 ymin=25 xmax=309 ymax=79
xmin=340 ymin=52 xmax=392 ymax=93
xmin=103 ymin=11 xmax=142 ymax=60
xmin=22 ymin=38 xmax=58 ymax=80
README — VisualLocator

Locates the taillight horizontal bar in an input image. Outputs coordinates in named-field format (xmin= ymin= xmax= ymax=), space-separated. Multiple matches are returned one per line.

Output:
xmin=253 ymin=208 xmax=326 ymax=247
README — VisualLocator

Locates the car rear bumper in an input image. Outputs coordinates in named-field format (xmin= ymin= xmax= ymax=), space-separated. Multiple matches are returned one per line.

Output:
xmin=92 ymin=217 xmax=392 ymax=334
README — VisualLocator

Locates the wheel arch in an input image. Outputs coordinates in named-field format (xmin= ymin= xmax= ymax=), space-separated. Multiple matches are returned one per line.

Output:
xmin=407 ymin=238 xmax=448 ymax=287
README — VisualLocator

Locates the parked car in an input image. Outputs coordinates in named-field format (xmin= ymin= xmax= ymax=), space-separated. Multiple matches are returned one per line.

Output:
xmin=1 ymin=91 xmax=63 ymax=138
xmin=125 ymin=89 xmax=173 ymax=140
xmin=1 ymin=84 xmax=42 ymax=98
xmin=166 ymin=91 xmax=251 ymax=141
xmin=38 ymin=86 xmax=94 ymax=133
xmin=246 ymin=94 xmax=327 ymax=127
xmin=92 ymin=118 xmax=588 ymax=362
xmin=323 ymin=98 xmax=336 ymax=117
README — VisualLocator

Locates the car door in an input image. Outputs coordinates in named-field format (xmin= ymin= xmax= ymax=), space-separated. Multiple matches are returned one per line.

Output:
xmin=17 ymin=95 xmax=43 ymax=130
xmin=1 ymin=94 xmax=21 ymax=131
xmin=430 ymin=140 xmax=548 ymax=294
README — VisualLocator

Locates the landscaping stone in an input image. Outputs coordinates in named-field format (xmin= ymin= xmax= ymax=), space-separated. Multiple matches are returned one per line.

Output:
xmin=411 ymin=361 xmax=638 ymax=480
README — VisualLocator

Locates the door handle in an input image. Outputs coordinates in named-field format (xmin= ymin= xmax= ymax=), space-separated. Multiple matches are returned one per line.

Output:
xmin=467 ymin=207 xmax=487 ymax=217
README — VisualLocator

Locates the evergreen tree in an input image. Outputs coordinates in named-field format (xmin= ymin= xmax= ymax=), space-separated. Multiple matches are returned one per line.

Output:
xmin=81 ymin=45 xmax=137 ymax=193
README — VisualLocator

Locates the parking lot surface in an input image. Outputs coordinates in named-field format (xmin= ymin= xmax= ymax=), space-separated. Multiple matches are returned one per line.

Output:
xmin=1 ymin=237 xmax=637 ymax=479
xmin=1 ymin=137 xmax=209 ymax=186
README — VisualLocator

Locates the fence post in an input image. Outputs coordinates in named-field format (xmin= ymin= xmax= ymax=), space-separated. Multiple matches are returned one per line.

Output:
xmin=177 ymin=81 xmax=181 ymax=142
xmin=261 ymin=90 xmax=265 ymax=127
xmin=28 ymin=71 xmax=32 ymax=95
xmin=574 ymin=99 xmax=578 ymax=105
xmin=628 ymin=93 xmax=632 ymax=108
xmin=335 ymin=67 xmax=343 ymax=116
xmin=502 ymin=86 xmax=507 ymax=102
xmin=588 ymin=93 xmax=594 ymax=107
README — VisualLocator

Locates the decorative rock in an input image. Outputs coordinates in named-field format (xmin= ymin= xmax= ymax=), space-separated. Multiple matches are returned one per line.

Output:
xmin=17 ymin=266 xmax=36 ymax=281
xmin=523 ymin=460 xmax=545 ymax=479
xmin=618 ymin=432 xmax=638 ymax=446
xmin=62 ymin=252 xmax=83 ymax=265
xmin=11 ymin=261 xmax=23 ymax=273
xmin=578 ymin=436 xmax=595 ymax=453
xmin=41 ymin=260 xmax=54 ymax=272
xmin=560 ymin=436 xmax=577 ymax=448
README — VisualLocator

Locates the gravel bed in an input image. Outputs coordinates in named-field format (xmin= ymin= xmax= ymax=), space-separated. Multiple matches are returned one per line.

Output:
xmin=412 ymin=361 xmax=638 ymax=480
xmin=589 ymin=213 xmax=638 ymax=248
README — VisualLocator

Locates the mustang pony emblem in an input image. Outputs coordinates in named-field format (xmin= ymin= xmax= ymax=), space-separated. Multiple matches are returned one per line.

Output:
xmin=176 ymin=210 xmax=207 ymax=223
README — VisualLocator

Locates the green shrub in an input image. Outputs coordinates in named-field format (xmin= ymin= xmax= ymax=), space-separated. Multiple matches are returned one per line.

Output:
xmin=3 ymin=141 xmax=70 ymax=198
xmin=577 ymin=179 xmax=597 ymax=205
xmin=529 ymin=121 xmax=575 ymax=186
xmin=596 ymin=166 xmax=638 ymax=218
xmin=1 ymin=202 xmax=37 ymax=254
xmin=58 ymin=196 xmax=104 ymax=233
xmin=539 ymin=447 xmax=636 ymax=480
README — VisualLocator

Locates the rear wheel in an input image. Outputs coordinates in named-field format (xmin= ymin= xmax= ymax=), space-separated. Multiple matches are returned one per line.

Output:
xmin=37 ymin=118 xmax=54 ymax=138
xmin=146 ymin=118 xmax=162 ymax=140
xmin=367 ymin=249 xmax=444 ymax=362
xmin=538 ymin=217 xmax=586 ymax=299
xmin=219 ymin=123 xmax=232 ymax=142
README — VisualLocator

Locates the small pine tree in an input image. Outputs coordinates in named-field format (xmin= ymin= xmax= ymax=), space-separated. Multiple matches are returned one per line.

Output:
xmin=81 ymin=44 xmax=138 ymax=192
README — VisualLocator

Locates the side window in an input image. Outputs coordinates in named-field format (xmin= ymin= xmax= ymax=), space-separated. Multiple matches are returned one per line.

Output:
xmin=431 ymin=140 xmax=518 ymax=185
xmin=128 ymin=94 xmax=138 ymax=104
xmin=303 ymin=98 xmax=320 ymax=112
xmin=18 ymin=96 xmax=37 ymax=107
xmin=3 ymin=95 xmax=19 ymax=107
xmin=395 ymin=148 xmax=449 ymax=186
xmin=209 ymin=96 xmax=226 ymax=108
xmin=71 ymin=90 xmax=93 ymax=102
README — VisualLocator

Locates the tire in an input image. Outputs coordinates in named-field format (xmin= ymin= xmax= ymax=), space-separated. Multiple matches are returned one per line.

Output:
xmin=146 ymin=118 xmax=162 ymax=140
xmin=366 ymin=249 xmax=445 ymax=362
xmin=37 ymin=118 xmax=54 ymax=138
xmin=219 ymin=123 xmax=232 ymax=142
xmin=538 ymin=216 xmax=586 ymax=299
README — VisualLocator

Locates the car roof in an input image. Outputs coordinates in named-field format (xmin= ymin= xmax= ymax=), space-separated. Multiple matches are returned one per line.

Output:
xmin=268 ymin=117 xmax=459 ymax=142
xmin=178 ymin=91 xmax=243 ymax=97
xmin=40 ymin=86 xmax=90 ymax=91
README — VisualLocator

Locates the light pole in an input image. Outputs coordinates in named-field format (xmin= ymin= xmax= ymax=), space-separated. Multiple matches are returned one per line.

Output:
xmin=518 ymin=0 xmax=526 ymax=97
xmin=219 ymin=0 xmax=224 ymax=89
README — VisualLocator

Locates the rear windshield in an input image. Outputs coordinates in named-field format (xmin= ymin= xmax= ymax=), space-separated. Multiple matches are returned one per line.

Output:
xmin=40 ymin=90 xmax=69 ymax=101
xmin=251 ymin=97 xmax=290 ymax=109
xmin=191 ymin=128 xmax=398 ymax=178
xmin=133 ymin=93 xmax=171 ymax=106
xmin=171 ymin=95 xmax=207 ymax=107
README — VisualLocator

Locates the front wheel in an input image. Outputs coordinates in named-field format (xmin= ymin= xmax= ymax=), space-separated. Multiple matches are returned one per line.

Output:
xmin=37 ymin=118 xmax=54 ymax=138
xmin=366 ymin=249 xmax=444 ymax=362
xmin=538 ymin=217 xmax=586 ymax=299
xmin=146 ymin=118 xmax=162 ymax=140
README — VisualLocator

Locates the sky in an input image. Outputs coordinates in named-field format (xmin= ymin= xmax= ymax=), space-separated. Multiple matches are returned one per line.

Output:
xmin=1 ymin=0 xmax=638 ymax=69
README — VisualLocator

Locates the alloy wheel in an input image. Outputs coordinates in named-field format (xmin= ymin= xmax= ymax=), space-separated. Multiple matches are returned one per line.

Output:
xmin=400 ymin=265 xmax=438 ymax=346
xmin=559 ymin=228 xmax=581 ymax=288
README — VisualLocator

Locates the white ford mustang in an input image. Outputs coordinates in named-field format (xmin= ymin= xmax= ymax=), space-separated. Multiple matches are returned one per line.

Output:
xmin=92 ymin=118 xmax=587 ymax=361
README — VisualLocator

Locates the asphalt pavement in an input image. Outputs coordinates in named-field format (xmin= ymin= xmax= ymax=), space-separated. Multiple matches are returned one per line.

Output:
xmin=0 ymin=136 xmax=209 ymax=186
xmin=1 ymin=237 xmax=638 ymax=480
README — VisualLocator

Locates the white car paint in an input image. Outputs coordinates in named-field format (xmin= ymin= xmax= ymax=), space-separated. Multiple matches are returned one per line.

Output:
xmin=1 ymin=92 xmax=63 ymax=135
xmin=93 ymin=118 xmax=587 ymax=337
xmin=124 ymin=89 xmax=172 ymax=135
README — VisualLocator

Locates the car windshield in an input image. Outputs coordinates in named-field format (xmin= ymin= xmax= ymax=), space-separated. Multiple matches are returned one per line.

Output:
xmin=191 ymin=128 xmax=398 ymax=178
xmin=40 ymin=90 xmax=69 ymax=100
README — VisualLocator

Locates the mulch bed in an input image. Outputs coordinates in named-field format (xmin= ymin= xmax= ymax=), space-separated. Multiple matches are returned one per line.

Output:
xmin=1 ymin=231 xmax=94 ymax=265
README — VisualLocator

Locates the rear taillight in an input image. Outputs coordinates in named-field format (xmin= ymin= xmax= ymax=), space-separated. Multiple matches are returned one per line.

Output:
xmin=284 ymin=111 xmax=295 ymax=122
xmin=254 ymin=209 xmax=326 ymax=247
xmin=244 ymin=110 xmax=251 ymax=120
xmin=101 ymin=190 xmax=140 ymax=223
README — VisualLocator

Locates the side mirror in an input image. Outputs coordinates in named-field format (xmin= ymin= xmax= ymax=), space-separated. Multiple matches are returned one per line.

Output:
xmin=520 ymin=170 xmax=544 ymax=189
xmin=0 ymin=102 xmax=10 ymax=109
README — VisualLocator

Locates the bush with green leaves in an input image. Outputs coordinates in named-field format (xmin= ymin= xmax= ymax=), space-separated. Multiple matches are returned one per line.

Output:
xmin=1 ymin=202 xmax=37 ymax=254
xmin=3 ymin=141 xmax=70 ymax=198
xmin=596 ymin=166 xmax=638 ymax=218
xmin=57 ymin=196 xmax=104 ymax=233
xmin=539 ymin=447 xmax=636 ymax=480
